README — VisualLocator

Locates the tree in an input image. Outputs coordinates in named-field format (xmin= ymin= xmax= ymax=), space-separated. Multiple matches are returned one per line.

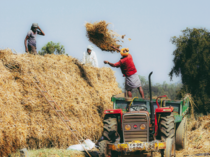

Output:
xmin=123 ymin=75 xmax=182 ymax=100
xmin=38 ymin=41 xmax=66 ymax=55
xmin=169 ymin=28 xmax=210 ymax=113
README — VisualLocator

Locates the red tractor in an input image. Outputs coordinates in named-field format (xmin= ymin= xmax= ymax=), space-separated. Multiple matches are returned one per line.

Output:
xmin=99 ymin=72 xmax=188 ymax=157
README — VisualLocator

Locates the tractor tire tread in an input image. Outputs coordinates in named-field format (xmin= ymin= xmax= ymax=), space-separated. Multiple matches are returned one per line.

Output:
xmin=99 ymin=140 xmax=109 ymax=157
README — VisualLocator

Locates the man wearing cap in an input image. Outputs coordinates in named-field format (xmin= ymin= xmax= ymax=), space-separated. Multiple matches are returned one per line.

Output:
xmin=104 ymin=46 xmax=144 ymax=98
xmin=82 ymin=45 xmax=98 ymax=68
xmin=24 ymin=23 xmax=45 ymax=55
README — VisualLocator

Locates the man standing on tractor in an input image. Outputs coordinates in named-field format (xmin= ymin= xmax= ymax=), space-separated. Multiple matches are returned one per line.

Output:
xmin=104 ymin=46 xmax=144 ymax=98
xmin=24 ymin=23 xmax=45 ymax=55
xmin=82 ymin=45 xmax=98 ymax=67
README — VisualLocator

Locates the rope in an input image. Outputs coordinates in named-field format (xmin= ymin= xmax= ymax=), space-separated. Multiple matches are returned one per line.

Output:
xmin=126 ymin=97 xmax=138 ymax=112
xmin=129 ymin=97 xmax=139 ymax=107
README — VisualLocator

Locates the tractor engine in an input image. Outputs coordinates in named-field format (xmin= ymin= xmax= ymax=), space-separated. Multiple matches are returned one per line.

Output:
xmin=122 ymin=112 xmax=150 ymax=142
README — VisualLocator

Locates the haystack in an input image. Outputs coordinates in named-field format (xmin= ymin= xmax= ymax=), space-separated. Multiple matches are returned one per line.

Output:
xmin=0 ymin=49 xmax=121 ymax=156
xmin=175 ymin=115 xmax=210 ymax=156
xmin=85 ymin=21 xmax=123 ymax=52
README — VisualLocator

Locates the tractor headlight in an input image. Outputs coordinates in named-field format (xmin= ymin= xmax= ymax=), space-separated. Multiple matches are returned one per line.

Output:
xmin=125 ymin=124 xmax=131 ymax=131
xmin=140 ymin=124 xmax=146 ymax=130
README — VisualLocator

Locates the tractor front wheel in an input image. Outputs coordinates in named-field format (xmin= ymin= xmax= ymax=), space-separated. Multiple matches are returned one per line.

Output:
xmin=161 ymin=138 xmax=174 ymax=157
xmin=99 ymin=140 xmax=108 ymax=157
xmin=103 ymin=116 xmax=119 ymax=143
xmin=160 ymin=112 xmax=176 ymax=157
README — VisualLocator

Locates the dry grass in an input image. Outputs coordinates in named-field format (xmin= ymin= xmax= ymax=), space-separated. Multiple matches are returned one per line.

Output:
xmin=11 ymin=148 xmax=85 ymax=157
xmin=175 ymin=115 xmax=210 ymax=156
xmin=0 ymin=49 xmax=121 ymax=156
xmin=153 ymin=115 xmax=210 ymax=157
xmin=85 ymin=21 xmax=123 ymax=52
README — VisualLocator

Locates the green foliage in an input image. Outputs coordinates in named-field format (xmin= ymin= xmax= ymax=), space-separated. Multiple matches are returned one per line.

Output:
xmin=118 ymin=83 xmax=124 ymax=92
xmin=121 ymin=75 xmax=182 ymax=100
xmin=169 ymin=28 xmax=210 ymax=113
xmin=38 ymin=41 xmax=65 ymax=55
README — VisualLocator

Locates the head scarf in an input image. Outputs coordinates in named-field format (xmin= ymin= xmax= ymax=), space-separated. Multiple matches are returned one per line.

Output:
xmin=120 ymin=48 xmax=129 ymax=56
xmin=87 ymin=45 xmax=93 ymax=51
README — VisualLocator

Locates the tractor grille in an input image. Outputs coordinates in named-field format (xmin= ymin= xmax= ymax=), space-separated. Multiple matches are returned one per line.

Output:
xmin=123 ymin=114 xmax=149 ymax=142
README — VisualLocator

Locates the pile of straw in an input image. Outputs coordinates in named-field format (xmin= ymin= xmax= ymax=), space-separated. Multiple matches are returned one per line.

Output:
xmin=176 ymin=115 xmax=210 ymax=156
xmin=0 ymin=49 xmax=121 ymax=156
xmin=85 ymin=21 xmax=123 ymax=52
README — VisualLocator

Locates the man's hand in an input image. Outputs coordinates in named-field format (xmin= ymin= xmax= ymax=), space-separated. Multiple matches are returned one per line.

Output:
xmin=25 ymin=48 xmax=28 ymax=52
xmin=37 ymin=26 xmax=45 ymax=36
xmin=104 ymin=61 xmax=109 ymax=64
xmin=111 ymin=45 xmax=120 ymax=52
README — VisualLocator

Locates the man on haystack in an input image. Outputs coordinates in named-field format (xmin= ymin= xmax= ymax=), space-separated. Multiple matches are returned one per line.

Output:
xmin=104 ymin=46 xmax=145 ymax=99
xmin=24 ymin=23 xmax=45 ymax=55
xmin=82 ymin=45 xmax=98 ymax=67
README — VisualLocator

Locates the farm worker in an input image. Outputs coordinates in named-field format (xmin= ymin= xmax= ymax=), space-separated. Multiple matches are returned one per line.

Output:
xmin=24 ymin=23 xmax=45 ymax=55
xmin=104 ymin=46 xmax=145 ymax=98
xmin=82 ymin=45 xmax=99 ymax=67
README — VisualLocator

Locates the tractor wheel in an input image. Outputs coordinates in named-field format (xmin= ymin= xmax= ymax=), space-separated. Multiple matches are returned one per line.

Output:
xmin=103 ymin=117 xmax=119 ymax=143
xmin=160 ymin=112 xmax=176 ymax=157
xmin=176 ymin=117 xmax=187 ymax=150
xmin=99 ymin=140 xmax=108 ymax=157
xmin=162 ymin=138 xmax=173 ymax=157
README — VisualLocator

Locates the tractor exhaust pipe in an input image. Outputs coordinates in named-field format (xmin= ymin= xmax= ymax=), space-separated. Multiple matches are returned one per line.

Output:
xmin=149 ymin=72 xmax=154 ymax=125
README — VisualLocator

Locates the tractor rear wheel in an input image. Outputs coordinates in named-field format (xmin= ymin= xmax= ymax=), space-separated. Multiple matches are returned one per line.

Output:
xmin=176 ymin=117 xmax=187 ymax=150
xmin=160 ymin=112 xmax=176 ymax=157
xmin=103 ymin=116 xmax=119 ymax=143
xmin=99 ymin=140 xmax=108 ymax=157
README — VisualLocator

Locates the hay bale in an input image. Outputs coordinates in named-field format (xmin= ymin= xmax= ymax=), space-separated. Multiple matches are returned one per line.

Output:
xmin=85 ymin=21 xmax=123 ymax=52
xmin=0 ymin=49 xmax=121 ymax=156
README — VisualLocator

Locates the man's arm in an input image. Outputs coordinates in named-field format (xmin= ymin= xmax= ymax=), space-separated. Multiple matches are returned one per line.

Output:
xmin=111 ymin=46 xmax=120 ymax=52
xmin=104 ymin=61 xmax=120 ymax=67
xmin=37 ymin=26 xmax=45 ymax=36
xmin=24 ymin=35 xmax=29 ymax=52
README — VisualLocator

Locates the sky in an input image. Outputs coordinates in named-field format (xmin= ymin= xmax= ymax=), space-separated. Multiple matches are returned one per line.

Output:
xmin=1 ymin=0 xmax=210 ymax=86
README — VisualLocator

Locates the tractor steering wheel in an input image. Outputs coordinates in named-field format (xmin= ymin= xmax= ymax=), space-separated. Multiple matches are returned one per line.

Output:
xmin=130 ymin=106 xmax=138 ymax=111
xmin=130 ymin=105 xmax=147 ymax=111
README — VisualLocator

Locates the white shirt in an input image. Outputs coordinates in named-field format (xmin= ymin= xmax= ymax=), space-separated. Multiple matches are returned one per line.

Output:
xmin=82 ymin=51 xmax=98 ymax=68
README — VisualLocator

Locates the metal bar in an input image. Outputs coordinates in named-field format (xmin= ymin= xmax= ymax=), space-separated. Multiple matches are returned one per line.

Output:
xmin=149 ymin=72 xmax=154 ymax=125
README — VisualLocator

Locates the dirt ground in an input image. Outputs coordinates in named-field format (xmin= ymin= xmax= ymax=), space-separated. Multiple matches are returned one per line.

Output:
xmin=10 ymin=115 xmax=210 ymax=157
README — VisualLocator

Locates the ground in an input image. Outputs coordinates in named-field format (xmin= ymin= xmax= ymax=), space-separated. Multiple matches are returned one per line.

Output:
xmin=10 ymin=115 xmax=210 ymax=157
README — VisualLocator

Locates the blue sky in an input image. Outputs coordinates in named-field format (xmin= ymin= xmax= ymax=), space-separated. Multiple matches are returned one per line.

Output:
xmin=1 ymin=0 xmax=209 ymax=86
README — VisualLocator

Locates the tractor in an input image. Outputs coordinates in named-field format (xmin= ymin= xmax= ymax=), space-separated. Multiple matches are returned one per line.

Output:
xmin=99 ymin=72 xmax=189 ymax=157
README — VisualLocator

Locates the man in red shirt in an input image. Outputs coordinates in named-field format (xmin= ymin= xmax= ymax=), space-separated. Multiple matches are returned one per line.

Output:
xmin=104 ymin=46 xmax=145 ymax=98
